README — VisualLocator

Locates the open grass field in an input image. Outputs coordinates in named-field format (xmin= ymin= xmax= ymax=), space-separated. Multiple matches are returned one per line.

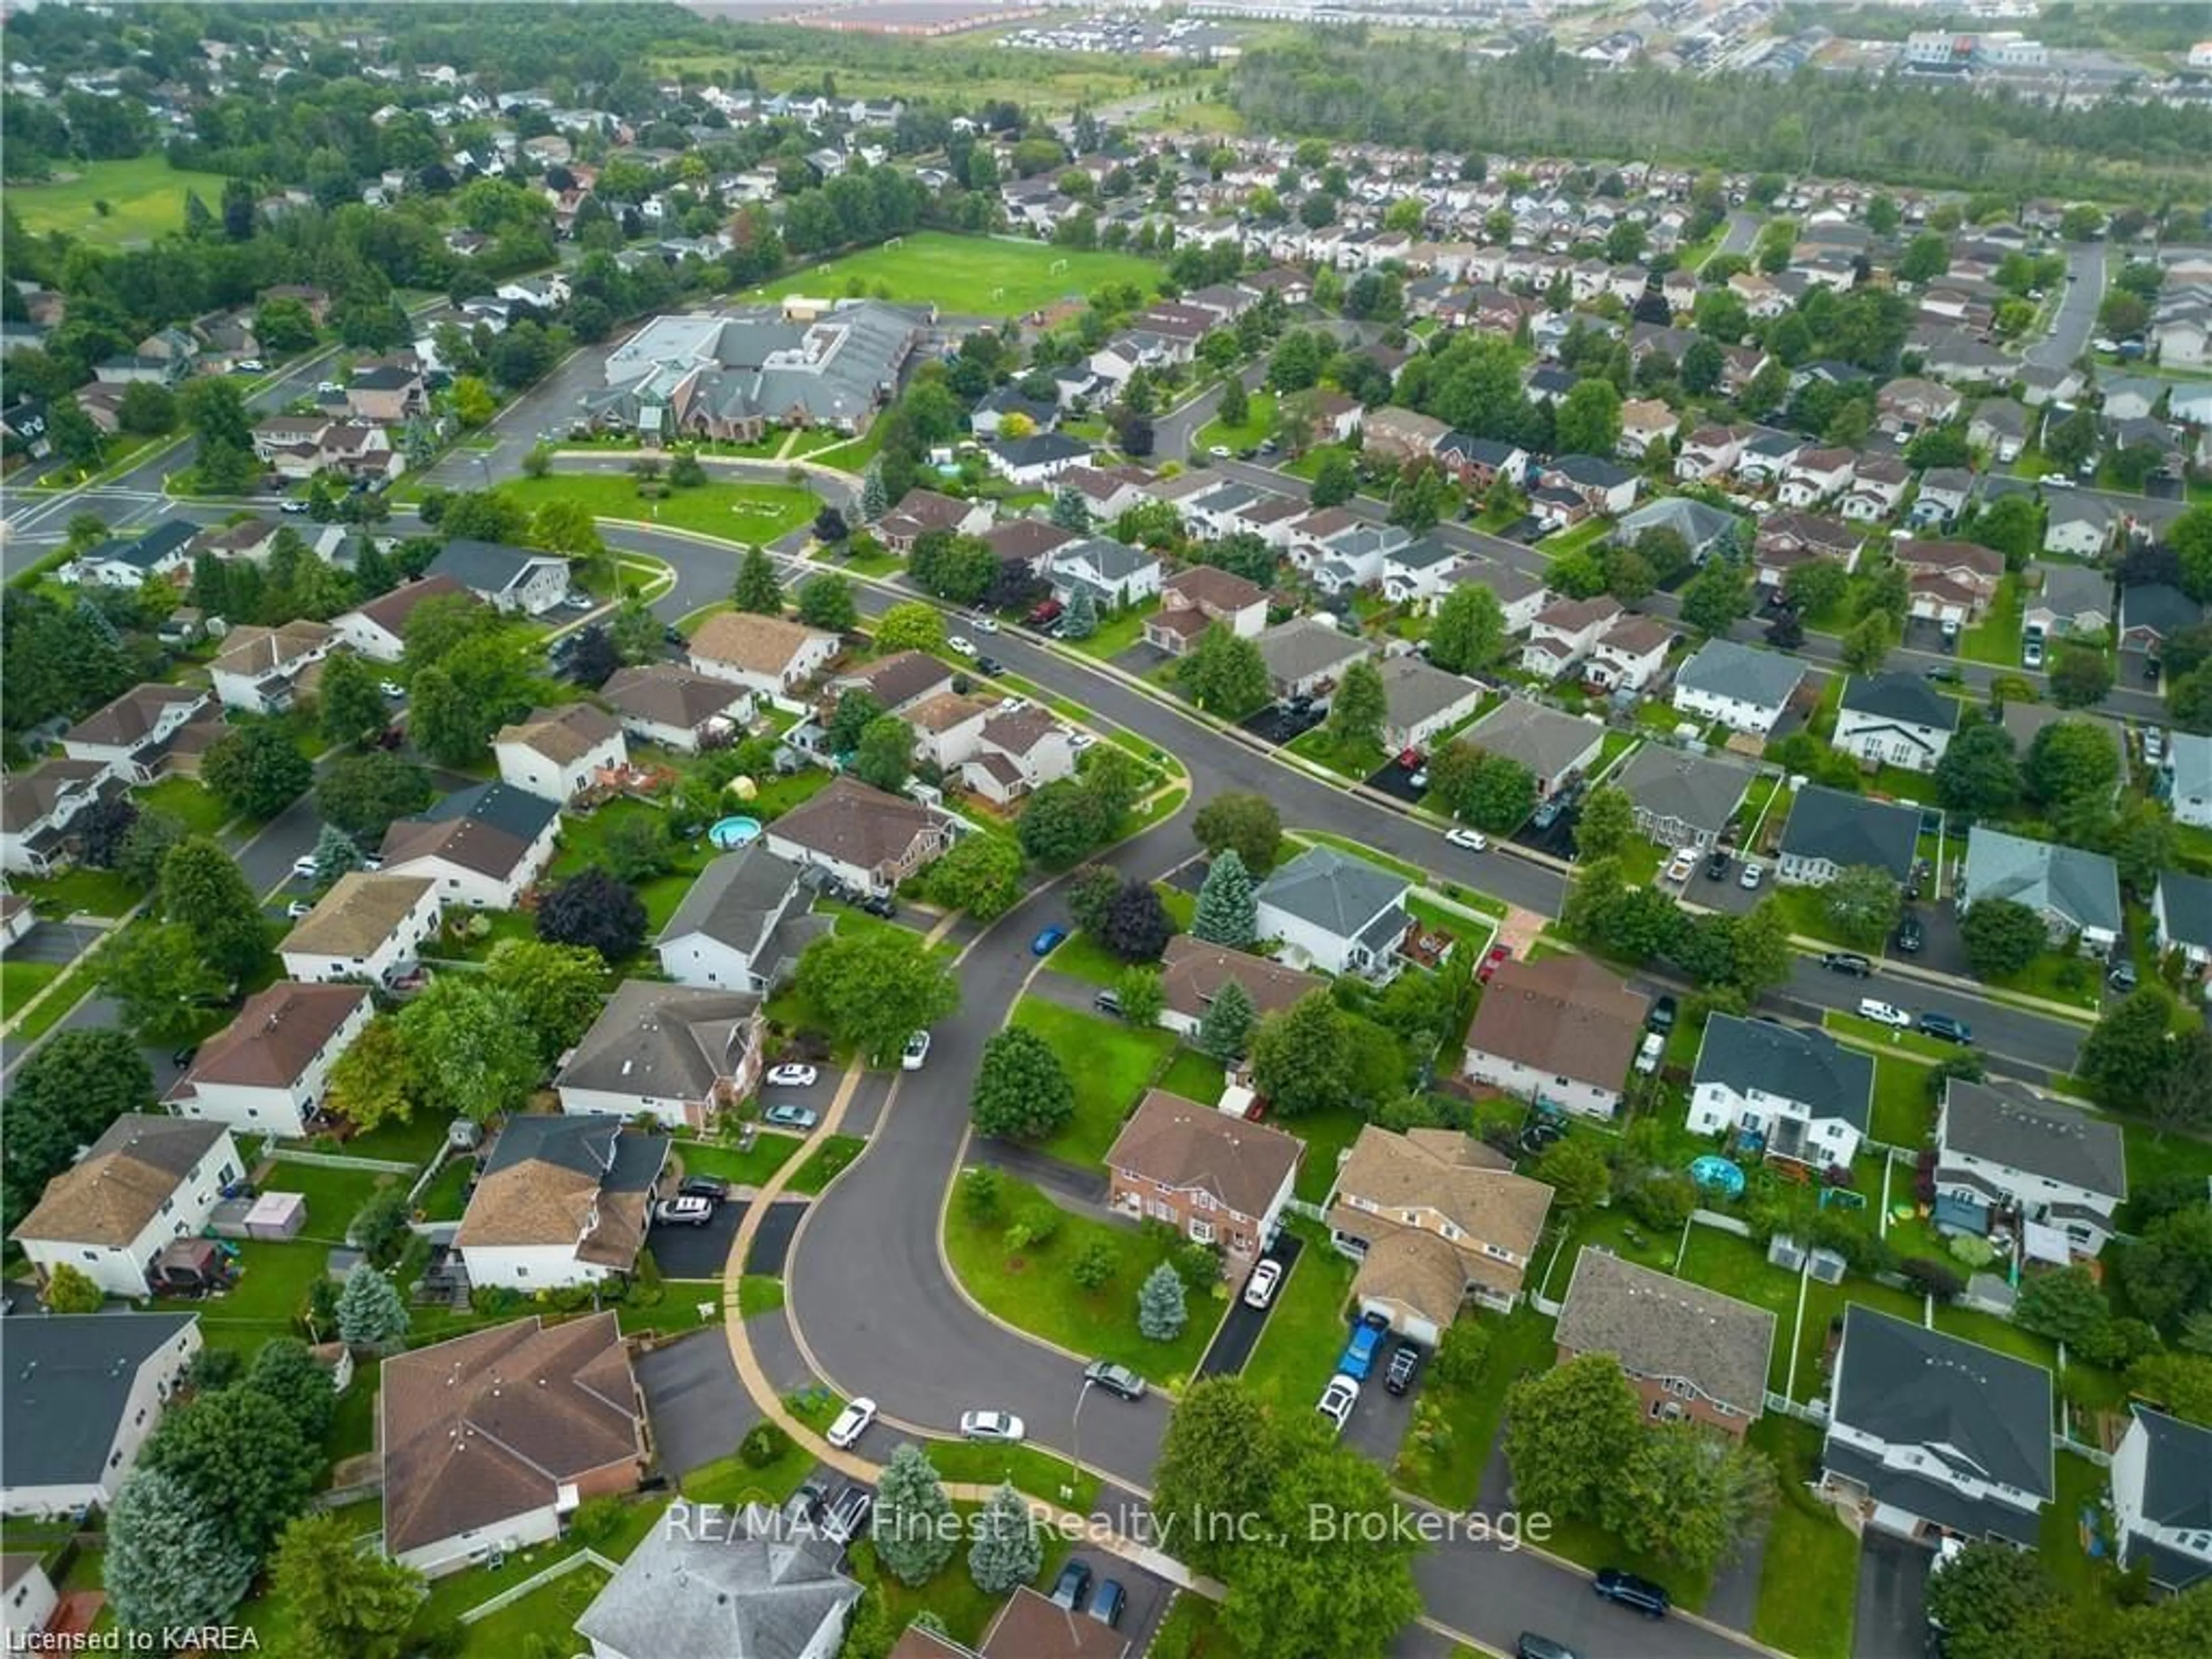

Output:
xmin=1010 ymin=995 xmax=1176 ymax=1168
xmin=752 ymin=233 xmax=1163 ymax=316
xmin=503 ymin=474 xmax=820 ymax=546
xmin=10 ymin=156 xmax=237 ymax=245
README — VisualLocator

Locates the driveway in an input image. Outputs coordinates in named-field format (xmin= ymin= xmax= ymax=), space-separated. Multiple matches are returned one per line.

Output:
xmin=1340 ymin=1339 xmax=1420 ymax=1469
xmin=637 ymin=1329 xmax=762 ymax=1475
xmin=968 ymin=1138 xmax=1112 ymax=1211
xmin=1062 ymin=1550 xmax=1176 ymax=1655
xmin=1240 ymin=703 xmax=1324 ymax=746
xmin=1196 ymin=1232 xmax=1301 ymax=1378
xmin=1366 ymin=761 xmax=1429 ymax=805
xmin=745 ymin=1199 xmax=809 ymax=1277
xmin=7 ymin=921 xmax=103 ymax=965
xmin=1854 ymin=1532 xmax=1931 ymax=1659
xmin=649 ymin=1199 xmax=744 ymax=1279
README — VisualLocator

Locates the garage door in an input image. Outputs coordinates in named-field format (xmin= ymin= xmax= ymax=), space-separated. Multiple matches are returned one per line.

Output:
xmin=1362 ymin=1296 xmax=1439 ymax=1349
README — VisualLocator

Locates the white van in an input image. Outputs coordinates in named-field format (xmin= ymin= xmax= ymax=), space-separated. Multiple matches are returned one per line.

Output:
xmin=1857 ymin=998 xmax=1910 ymax=1029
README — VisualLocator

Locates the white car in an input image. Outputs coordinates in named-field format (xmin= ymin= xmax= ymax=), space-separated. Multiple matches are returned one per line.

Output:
xmin=1738 ymin=862 xmax=1765 ymax=891
xmin=959 ymin=1410 xmax=1026 ymax=1444
xmin=560 ymin=591 xmax=595 ymax=612
xmin=1316 ymin=1375 xmax=1359 ymax=1435
xmin=1444 ymin=827 xmax=1488 ymax=852
xmin=1857 ymin=998 xmax=1911 ymax=1029
xmin=1209 ymin=444 xmax=1230 ymax=458
xmin=826 ymin=1397 xmax=878 ymax=1450
xmin=972 ymin=615 xmax=1000 ymax=634
xmin=1664 ymin=850 xmax=1697 ymax=885
xmin=2040 ymin=472 xmax=2075 ymax=490
xmin=902 ymin=1030 xmax=932 ymax=1071
xmin=2093 ymin=336 xmax=2119 ymax=354
xmin=765 ymin=1063 xmax=819 ymax=1088
xmin=236 ymin=358 xmax=266 ymax=373
xmin=291 ymin=856 xmax=321 ymax=881
xmin=948 ymin=636 xmax=978 ymax=658
xmin=285 ymin=900 xmax=314 ymax=919
xmin=1068 ymin=732 xmax=1097 ymax=751
xmin=1244 ymin=1259 xmax=1283 ymax=1309
xmin=379 ymin=680 xmax=405 ymax=699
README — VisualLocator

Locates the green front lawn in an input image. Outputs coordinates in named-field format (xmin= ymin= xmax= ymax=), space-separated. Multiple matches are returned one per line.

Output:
xmin=671 ymin=1132 xmax=808 ymax=1192
xmin=738 ymin=1275 xmax=785 ymax=1318
xmin=1195 ymin=389 xmax=1278 ymax=454
xmin=1236 ymin=1218 xmax=1356 ymax=1409
xmin=925 ymin=1441 xmax=1100 ymax=1512
xmin=15 ymin=865 xmax=141 ymax=919
xmin=1286 ymin=725 xmax=1388 ymax=781
xmin=1748 ymin=1415 xmax=1859 ymax=1659
xmin=1158 ymin=1048 xmax=1229 ymax=1105
xmin=786 ymin=1134 xmax=866 ymax=1195
xmin=1069 ymin=597 xmax=1160 ymax=661
xmin=1984 ymin=948 xmax=2104 ymax=1011
xmin=1038 ymin=929 xmax=1127 ymax=987
xmin=138 ymin=775 xmax=234 ymax=835
xmin=1822 ymin=1010 xmax=1957 ymax=1063
xmin=1869 ymin=1054 xmax=1938 ymax=1147
xmin=1010 ymin=995 xmax=1176 ymax=1167
xmin=1960 ymin=574 xmax=2025 ymax=666
xmin=1 ymin=961 xmax=62 ymax=1018
xmin=501 ymin=473 xmax=820 ymax=546
xmin=943 ymin=1169 xmax=1223 ymax=1387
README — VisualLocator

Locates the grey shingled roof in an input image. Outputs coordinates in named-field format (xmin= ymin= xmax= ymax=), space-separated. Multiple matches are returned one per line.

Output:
xmin=1962 ymin=826 xmax=2121 ymax=937
xmin=1555 ymin=1248 xmax=1777 ymax=1418
xmin=1378 ymin=655 xmax=1481 ymax=734
xmin=1777 ymin=786 xmax=1919 ymax=881
xmin=2158 ymin=869 xmax=2212 ymax=953
xmin=427 ymin=539 xmax=567 ymax=599
xmin=1829 ymin=1304 xmax=2053 ymax=1503
xmin=1255 ymin=618 xmax=1368 ymax=685
xmin=1460 ymin=699 xmax=1603 ymax=782
xmin=1255 ymin=845 xmax=1408 ymax=940
xmin=558 ymin=981 xmax=762 ymax=1102
xmin=1616 ymin=746 xmax=1753 ymax=840
xmin=1840 ymin=672 xmax=1961 ymax=732
xmin=659 ymin=844 xmax=815 ymax=953
xmin=1674 ymin=639 xmax=1805 ymax=710
xmin=2 ymin=1315 xmax=199 ymax=1490
xmin=577 ymin=1508 xmax=860 ymax=1659
xmin=1616 ymin=495 xmax=1739 ymax=555
xmin=1941 ymin=1078 xmax=2126 ymax=1200
xmin=1695 ymin=1013 xmax=1873 ymax=1132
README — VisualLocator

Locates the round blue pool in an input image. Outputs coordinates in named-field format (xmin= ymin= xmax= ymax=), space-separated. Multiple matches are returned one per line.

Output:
xmin=709 ymin=816 xmax=763 ymax=850
xmin=1690 ymin=1154 xmax=1745 ymax=1198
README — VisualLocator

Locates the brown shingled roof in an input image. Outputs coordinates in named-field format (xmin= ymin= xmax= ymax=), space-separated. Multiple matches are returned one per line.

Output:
xmin=282 ymin=873 xmax=437 ymax=960
xmin=12 ymin=1115 xmax=229 ymax=1249
xmin=689 ymin=611 xmax=836 ymax=676
xmin=495 ymin=702 xmax=621 ymax=765
xmin=1104 ymin=1090 xmax=1304 ymax=1220
xmin=1159 ymin=935 xmax=1325 ymax=1025
xmin=1464 ymin=955 xmax=1647 ymax=1093
xmin=176 ymin=982 xmax=369 ymax=1090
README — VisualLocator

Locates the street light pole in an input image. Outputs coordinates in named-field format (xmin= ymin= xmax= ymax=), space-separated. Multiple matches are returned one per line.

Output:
xmin=1066 ymin=1376 xmax=1096 ymax=1505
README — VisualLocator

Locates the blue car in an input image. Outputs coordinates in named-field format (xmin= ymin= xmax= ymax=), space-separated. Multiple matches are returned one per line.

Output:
xmin=1031 ymin=925 xmax=1069 ymax=956
xmin=1338 ymin=1319 xmax=1386 ymax=1381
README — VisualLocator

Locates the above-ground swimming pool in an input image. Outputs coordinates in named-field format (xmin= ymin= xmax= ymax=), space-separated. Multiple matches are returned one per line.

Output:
xmin=709 ymin=816 xmax=763 ymax=850
xmin=1690 ymin=1154 xmax=1745 ymax=1198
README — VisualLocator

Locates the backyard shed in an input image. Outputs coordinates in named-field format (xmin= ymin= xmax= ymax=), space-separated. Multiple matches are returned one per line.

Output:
xmin=245 ymin=1191 xmax=306 ymax=1241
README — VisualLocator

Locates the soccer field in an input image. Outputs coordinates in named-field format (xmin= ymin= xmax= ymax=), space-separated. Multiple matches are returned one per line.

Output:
xmin=10 ymin=156 xmax=238 ymax=246
xmin=755 ymin=233 xmax=1164 ymax=317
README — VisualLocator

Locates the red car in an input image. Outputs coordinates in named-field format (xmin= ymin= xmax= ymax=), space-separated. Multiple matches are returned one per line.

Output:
xmin=1477 ymin=943 xmax=1511 ymax=984
xmin=1396 ymin=748 xmax=1424 ymax=770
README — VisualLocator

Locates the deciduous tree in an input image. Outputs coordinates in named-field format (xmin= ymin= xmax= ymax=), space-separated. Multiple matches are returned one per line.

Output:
xmin=96 ymin=922 xmax=228 ymax=1043
xmin=1822 ymin=865 xmax=1904 ymax=950
xmin=1934 ymin=721 xmax=2022 ymax=817
xmin=1177 ymin=623 xmax=1271 ymax=717
xmin=268 ymin=1512 xmax=423 ymax=1659
xmin=1103 ymin=876 xmax=1175 ymax=962
xmin=160 ymin=836 xmax=267 ymax=980
xmin=791 ymin=928 xmax=960 ymax=1067
xmin=142 ymin=1385 xmax=320 ymax=1554
xmin=536 ymin=867 xmax=648 ymax=961
xmin=923 ymin=832 xmax=1025 ymax=920
xmin=202 ymin=721 xmax=313 ymax=821
xmin=395 ymin=978 xmax=541 ymax=1123
xmin=1249 ymin=992 xmax=1355 ymax=1117
xmin=1326 ymin=655 xmax=1387 ymax=749
xmin=317 ymin=652 xmax=393 ymax=747
xmin=969 ymin=1027 xmax=1075 ymax=1141
xmin=796 ymin=572 xmax=857 ymax=631
xmin=1571 ymin=784 xmax=1634 ymax=862
xmin=1193 ymin=791 xmax=1282 ymax=872
xmin=1505 ymin=1352 xmax=1642 ymax=1520
xmin=872 ymin=601 xmax=945 ymax=654
xmin=1426 ymin=584 xmax=1505 ymax=673
xmin=315 ymin=751 xmax=433 ymax=842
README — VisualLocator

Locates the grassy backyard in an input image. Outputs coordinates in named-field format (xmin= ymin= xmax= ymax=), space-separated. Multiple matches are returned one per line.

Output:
xmin=944 ymin=1169 xmax=1222 ymax=1386
xmin=1010 ymin=995 xmax=1177 ymax=1166
xmin=753 ymin=232 xmax=1162 ymax=315
xmin=1673 ymin=1226 xmax=1806 ymax=1397
xmin=501 ymin=473 xmax=820 ymax=546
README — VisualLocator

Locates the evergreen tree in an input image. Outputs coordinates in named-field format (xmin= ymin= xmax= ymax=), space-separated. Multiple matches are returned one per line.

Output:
xmin=104 ymin=1469 xmax=255 ymax=1639
xmin=872 ymin=1444 xmax=957 ymax=1586
xmin=1191 ymin=849 xmax=1257 ymax=947
xmin=859 ymin=461 xmax=889 ymax=522
xmin=1062 ymin=585 xmax=1099 ymax=641
xmin=733 ymin=544 xmax=784 ymax=613
xmin=1049 ymin=485 xmax=1091 ymax=532
xmin=1195 ymin=978 xmax=1257 ymax=1062
xmin=1138 ymin=1260 xmax=1188 ymax=1340
xmin=268 ymin=1512 xmax=423 ymax=1659
xmin=1326 ymin=656 xmax=1387 ymax=748
xmin=335 ymin=1263 xmax=410 ymax=1348
xmin=967 ymin=1482 xmax=1043 ymax=1594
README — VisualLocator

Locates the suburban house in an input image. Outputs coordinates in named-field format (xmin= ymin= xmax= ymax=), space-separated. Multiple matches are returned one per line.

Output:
xmin=1253 ymin=846 xmax=1413 ymax=982
xmin=1554 ymin=1249 xmax=1777 ymax=1437
xmin=1463 ymin=954 xmax=1648 ymax=1120
xmin=381 ymin=1313 xmax=646 ymax=1578
xmin=1817 ymin=1304 xmax=2053 ymax=1548
xmin=62 ymin=685 xmax=219 ymax=784
xmin=556 ymin=980 xmax=767 ymax=1132
xmin=1156 ymin=935 xmax=1325 ymax=1041
xmin=1522 ymin=595 xmax=1622 ymax=681
xmin=1434 ymin=433 xmax=1528 ymax=494
xmin=1776 ymin=786 xmax=1921 ymax=886
xmin=655 ymin=844 xmax=827 ymax=994
xmin=1104 ymin=1089 xmax=1304 ymax=1281
xmin=1958 ymin=827 xmax=2122 ymax=953
xmin=1539 ymin=453 xmax=1640 ymax=516
xmin=1778 ymin=446 xmax=1857 ymax=508
xmin=1143 ymin=565 xmax=1269 ymax=655
xmin=599 ymin=664 xmax=753 ymax=753
xmin=166 ymin=982 xmax=373 ymax=1140
xmin=763 ymin=776 xmax=956 ymax=897
xmin=453 ymin=1115 xmax=669 ymax=1291
xmin=1381 ymin=537 xmax=1461 ymax=610
xmin=2153 ymin=868 xmax=2212 ymax=971
xmin=1753 ymin=512 xmax=1863 ymax=588
xmin=1325 ymin=1125 xmax=1555 ymax=1340
xmin=1458 ymin=700 xmax=1605 ymax=798
xmin=1690 ymin=1013 xmax=1874 ymax=1176
xmin=426 ymin=539 xmax=571 ymax=615
xmin=575 ymin=1503 xmax=861 ymax=1659
xmin=1909 ymin=471 xmax=1976 ymax=531
xmin=1254 ymin=618 xmax=1368 ymax=702
xmin=11 ymin=1117 xmax=243 ymax=1298
xmin=0 ymin=1315 xmax=201 ymax=1518
xmin=3 ymin=1554 xmax=56 ymax=1642
xmin=1615 ymin=495 xmax=1740 ymax=566
xmin=2024 ymin=562 xmax=2113 ymax=636
xmin=876 ymin=487 xmax=993 ymax=553
xmin=1616 ymin=747 xmax=1753 ymax=853
xmin=0 ymin=760 xmax=120 ymax=876
xmin=1378 ymin=656 xmax=1485 ymax=753
xmin=1584 ymin=615 xmax=1674 ymax=694
xmin=495 ymin=703 xmax=628 ymax=802
xmin=688 ymin=612 xmax=842 ymax=704
xmin=957 ymin=706 xmax=1078 ymax=805
xmin=1833 ymin=672 xmax=1960 ymax=772
xmin=2111 ymin=1408 xmax=2212 ymax=1593
xmin=1618 ymin=397 xmax=1680 ymax=457
xmin=1047 ymin=536 xmax=1163 ymax=609
xmin=2041 ymin=494 xmax=2115 ymax=561
xmin=1672 ymin=639 xmax=1806 ymax=736
xmin=209 ymin=619 xmax=336 ymax=714
xmin=280 ymin=872 xmax=441 ymax=986
xmin=2119 ymin=584 xmax=2202 ymax=660
xmin=982 ymin=516 xmax=1078 ymax=570
xmin=1361 ymin=406 xmax=1450 ymax=465
xmin=71 ymin=521 xmax=195 ymax=587
xmin=1934 ymin=1077 xmax=2128 ymax=1260
xmin=333 ymin=574 xmax=475 ymax=662
xmin=983 ymin=431 xmax=1090 ymax=487
xmin=379 ymin=781 xmax=562 ymax=910
xmin=1893 ymin=538 xmax=2003 ymax=624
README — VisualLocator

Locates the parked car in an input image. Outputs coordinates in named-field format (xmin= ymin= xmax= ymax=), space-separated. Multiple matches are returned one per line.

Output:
xmin=1664 ymin=849 xmax=1696 ymax=885
xmin=1384 ymin=1342 xmax=1422 ymax=1397
xmin=959 ymin=1410 xmax=1025 ymax=1443
xmin=1049 ymin=1559 xmax=1092 ymax=1612
xmin=974 ymin=654 xmax=1005 ymax=676
xmin=279 ymin=499 xmax=312 ymax=515
xmin=1092 ymin=988 xmax=1123 ymax=1017
xmin=1647 ymin=995 xmax=1678 ymax=1032
xmin=783 ymin=1480 xmax=827 ymax=1531
xmin=1089 ymin=1577 xmax=1127 ymax=1628
xmin=1593 ymin=1568 xmax=1671 ymax=1619
xmin=1444 ymin=827 xmax=1488 ymax=851
xmin=1703 ymin=849 xmax=1731 ymax=881
xmin=1028 ymin=599 xmax=1064 ymax=628
xmin=901 ymin=1030 xmax=932 ymax=1070
xmin=971 ymin=614 xmax=1000 ymax=634
xmin=2144 ymin=726 xmax=2166 ymax=766
xmin=2022 ymin=632 xmax=2045 ymax=671
xmin=560 ymin=591 xmax=595 ymax=612
xmin=286 ymin=900 xmax=314 ymax=919
xmin=763 ymin=1104 xmax=819 ymax=1130
xmin=1082 ymin=1360 xmax=1147 ymax=1401
xmin=2108 ymin=957 xmax=2139 ymax=991
xmin=948 ymin=635 xmax=977 ymax=657
xmin=1031 ymin=924 xmax=1069 ymax=956
xmin=1243 ymin=1259 xmax=1283 ymax=1309
xmin=859 ymin=893 xmax=897 ymax=919
xmin=291 ymin=856 xmax=322 ymax=881
xmin=379 ymin=680 xmax=406 ymax=699
xmin=1338 ymin=1314 xmax=1388 ymax=1380
xmin=1209 ymin=444 xmax=1230 ymax=458
xmin=1895 ymin=914 xmax=1925 ymax=954
xmin=1857 ymin=998 xmax=1911 ymax=1029
xmin=765 ymin=1063 xmax=819 ymax=1088
xmin=1069 ymin=732 xmax=1097 ymax=750
xmin=1821 ymin=952 xmax=1873 ymax=977
xmin=1738 ymin=861 xmax=1765 ymax=890
xmin=1918 ymin=1011 xmax=1973 ymax=1045
xmin=824 ymin=1484 xmax=873 ymax=1545
xmin=1477 ymin=943 xmax=1511 ymax=984
xmin=1634 ymin=1031 xmax=1664 ymax=1075
xmin=652 ymin=1196 xmax=715 ymax=1228
xmin=1316 ymin=1374 xmax=1360 ymax=1435
xmin=1515 ymin=1635 xmax=1581 ymax=1659
xmin=677 ymin=1176 xmax=731 ymax=1202
xmin=825 ymin=1397 xmax=877 ymax=1450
